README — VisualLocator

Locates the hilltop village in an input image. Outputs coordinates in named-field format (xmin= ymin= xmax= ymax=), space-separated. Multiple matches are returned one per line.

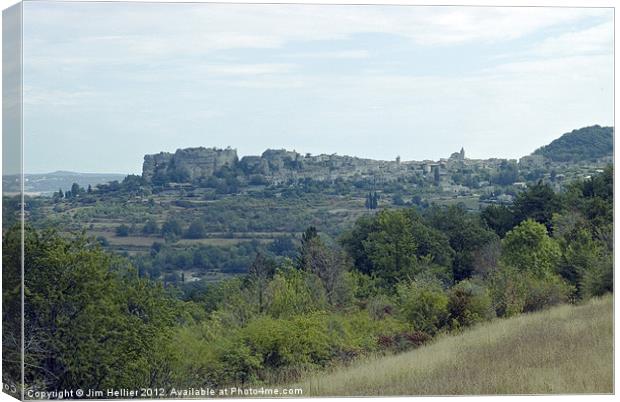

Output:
xmin=12 ymin=126 xmax=612 ymax=209
xmin=8 ymin=125 xmax=613 ymax=286
xmin=140 ymin=143 xmax=610 ymax=206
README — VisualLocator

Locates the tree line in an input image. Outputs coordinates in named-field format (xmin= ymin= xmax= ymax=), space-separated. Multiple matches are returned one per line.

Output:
xmin=2 ymin=166 xmax=612 ymax=392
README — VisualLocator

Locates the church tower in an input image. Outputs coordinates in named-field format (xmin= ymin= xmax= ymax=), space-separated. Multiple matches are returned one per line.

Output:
xmin=459 ymin=147 xmax=465 ymax=160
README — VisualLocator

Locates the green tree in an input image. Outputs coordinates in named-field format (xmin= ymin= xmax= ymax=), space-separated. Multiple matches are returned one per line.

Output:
xmin=142 ymin=219 xmax=160 ymax=235
xmin=340 ymin=216 xmax=376 ymax=276
xmin=53 ymin=188 xmax=64 ymax=201
xmin=553 ymin=214 xmax=612 ymax=299
xmin=265 ymin=267 xmax=327 ymax=319
xmin=2 ymin=225 xmax=23 ymax=385
xmin=9 ymin=227 xmax=181 ymax=390
xmin=116 ymin=224 xmax=130 ymax=237
xmin=512 ymin=181 xmax=561 ymax=232
xmin=447 ymin=279 xmax=494 ymax=329
xmin=185 ymin=221 xmax=206 ymax=239
xmin=300 ymin=237 xmax=353 ymax=307
xmin=121 ymin=174 xmax=145 ymax=192
xmin=392 ymin=194 xmax=405 ymax=206
xmin=268 ymin=236 xmax=297 ymax=258
xmin=247 ymin=253 xmax=276 ymax=313
xmin=342 ymin=210 xmax=453 ymax=285
xmin=487 ymin=261 xmax=572 ymax=317
xmin=297 ymin=226 xmax=319 ymax=268
xmin=161 ymin=218 xmax=183 ymax=239
xmin=564 ymin=165 xmax=613 ymax=229
xmin=492 ymin=160 xmax=518 ymax=185
xmin=365 ymin=192 xmax=380 ymax=210
xmin=501 ymin=219 xmax=561 ymax=278
xmin=426 ymin=205 xmax=498 ymax=281
xmin=70 ymin=182 xmax=83 ymax=198
xmin=363 ymin=210 xmax=419 ymax=287
xmin=481 ymin=204 xmax=515 ymax=237
xmin=404 ymin=209 xmax=454 ymax=269
xmin=396 ymin=280 xmax=448 ymax=335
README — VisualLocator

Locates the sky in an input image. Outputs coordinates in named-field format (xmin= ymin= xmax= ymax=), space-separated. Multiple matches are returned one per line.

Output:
xmin=18 ymin=2 xmax=614 ymax=174
xmin=3 ymin=3 xmax=21 ymax=176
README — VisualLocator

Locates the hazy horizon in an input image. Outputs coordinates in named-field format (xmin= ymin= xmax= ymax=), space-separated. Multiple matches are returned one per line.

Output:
xmin=14 ymin=122 xmax=613 ymax=176
xmin=17 ymin=2 xmax=614 ymax=174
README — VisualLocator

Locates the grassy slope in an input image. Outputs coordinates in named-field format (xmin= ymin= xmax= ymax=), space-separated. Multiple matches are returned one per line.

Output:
xmin=298 ymin=295 xmax=613 ymax=396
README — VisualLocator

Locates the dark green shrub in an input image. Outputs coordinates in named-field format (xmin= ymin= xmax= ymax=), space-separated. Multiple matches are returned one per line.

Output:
xmin=396 ymin=280 xmax=449 ymax=334
xmin=489 ymin=266 xmax=573 ymax=317
xmin=115 ymin=224 xmax=130 ymax=237
xmin=142 ymin=219 xmax=159 ymax=235
xmin=185 ymin=221 xmax=206 ymax=239
xmin=367 ymin=294 xmax=395 ymax=320
xmin=581 ymin=255 xmax=613 ymax=298
xmin=447 ymin=279 xmax=495 ymax=328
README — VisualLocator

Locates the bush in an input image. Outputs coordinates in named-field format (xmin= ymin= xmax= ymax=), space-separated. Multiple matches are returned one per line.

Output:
xmin=170 ymin=307 xmax=411 ymax=386
xmin=556 ymin=226 xmax=613 ymax=300
xmin=447 ymin=279 xmax=495 ymax=329
xmin=335 ymin=310 xmax=407 ymax=352
xmin=367 ymin=294 xmax=396 ymax=320
xmin=241 ymin=313 xmax=333 ymax=370
xmin=581 ymin=256 xmax=613 ymax=298
xmin=265 ymin=268 xmax=327 ymax=319
xmin=161 ymin=218 xmax=183 ymax=238
xmin=501 ymin=219 xmax=561 ymax=278
xmin=142 ymin=219 xmax=159 ymax=235
xmin=96 ymin=235 xmax=110 ymax=246
xmin=348 ymin=271 xmax=381 ymax=305
xmin=488 ymin=266 xmax=528 ymax=317
xmin=8 ymin=227 xmax=182 ymax=390
xmin=169 ymin=322 xmax=261 ymax=387
xmin=395 ymin=331 xmax=432 ymax=351
xmin=522 ymin=274 xmax=574 ymax=313
xmin=396 ymin=280 xmax=449 ymax=335
xmin=115 ymin=224 xmax=130 ymax=237
xmin=376 ymin=330 xmax=431 ymax=352
xmin=489 ymin=266 xmax=573 ymax=317
xmin=185 ymin=221 xmax=206 ymax=239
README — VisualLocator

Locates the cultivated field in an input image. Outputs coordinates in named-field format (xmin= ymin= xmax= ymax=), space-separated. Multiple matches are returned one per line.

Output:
xmin=298 ymin=295 xmax=613 ymax=396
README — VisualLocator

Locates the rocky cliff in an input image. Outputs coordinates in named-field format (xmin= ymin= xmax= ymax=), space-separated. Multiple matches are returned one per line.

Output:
xmin=141 ymin=146 xmax=416 ymax=185
xmin=141 ymin=146 xmax=464 ymax=186
xmin=142 ymin=147 xmax=238 ymax=184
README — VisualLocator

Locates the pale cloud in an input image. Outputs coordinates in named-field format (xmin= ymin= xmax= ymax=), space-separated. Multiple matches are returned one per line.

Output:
xmin=484 ymin=20 xmax=613 ymax=79
xmin=411 ymin=7 xmax=602 ymax=44
xmin=23 ymin=3 xmax=611 ymax=59
xmin=490 ymin=54 xmax=612 ymax=77
xmin=224 ymin=77 xmax=309 ymax=89
xmin=532 ymin=20 xmax=614 ymax=57
xmin=19 ymin=2 xmax=614 ymax=173
xmin=22 ymin=86 xmax=100 ymax=106
xmin=199 ymin=63 xmax=296 ymax=76
xmin=285 ymin=50 xmax=371 ymax=60
xmin=89 ymin=32 xmax=284 ymax=58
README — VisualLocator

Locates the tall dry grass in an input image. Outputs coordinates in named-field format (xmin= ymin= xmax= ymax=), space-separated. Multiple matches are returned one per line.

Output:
xmin=297 ymin=295 xmax=613 ymax=396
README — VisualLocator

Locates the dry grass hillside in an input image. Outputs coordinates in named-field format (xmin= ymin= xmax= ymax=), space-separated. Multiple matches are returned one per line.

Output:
xmin=298 ymin=295 xmax=613 ymax=396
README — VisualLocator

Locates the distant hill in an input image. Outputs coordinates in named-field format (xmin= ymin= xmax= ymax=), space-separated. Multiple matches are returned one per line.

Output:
xmin=532 ymin=125 xmax=613 ymax=162
xmin=3 ymin=171 xmax=127 ymax=195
